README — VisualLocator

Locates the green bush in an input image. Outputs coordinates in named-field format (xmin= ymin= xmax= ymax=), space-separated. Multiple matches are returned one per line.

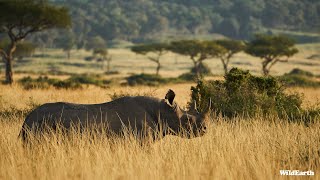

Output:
xmin=52 ymin=80 xmax=82 ymax=89
xmin=190 ymin=62 xmax=211 ymax=75
xmin=177 ymin=72 xmax=198 ymax=81
xmin=67 ymin=74 xmax=104 ymax=86
xmin=190 ymin=68 xmax=319 ymax=122
xmin=286 ymin=68 xmax=314 ymax=77
xmin=19 ymin=74 xmax=109 ymax=90
xmin=279 ymin=69 xmax=320 ymax=87
xmin=109 ymin=91 xmax=155 ymax=100
xmin=126 ymin=74 xmax=165 ymax=86
xmin=19 ymin=76 xmax=59 ymax=90
xmin=126 ymin=74 xmax=184 ymax=86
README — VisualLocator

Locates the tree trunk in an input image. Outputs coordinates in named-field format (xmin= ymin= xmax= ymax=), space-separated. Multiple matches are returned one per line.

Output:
xmin=67 ymin=51 xmax=71 ymax=59
xmin=5 ymin=41 xmax=17 ymax=84
xmin=221 ymin=59 xmax=228 ymax=75
xmin=5 ymin=57 xmax=13 ymax=84
xmin=107 ymin=59 xmax=111 ymax=73
xmin=262 ymin=59 xmax=270 ymax=76
xmin=195 ymin=62 xmax=201 ymax=79
xmin=156 ymin=62 xmax=161 ymax=76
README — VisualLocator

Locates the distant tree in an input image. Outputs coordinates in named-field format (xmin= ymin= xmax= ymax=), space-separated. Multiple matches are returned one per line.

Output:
xmin=14 ymin=42 xmax=37 ymax=61
xmin=217 ymin=18 xmax=240 ymax=38
xmin=246 ymin=34 xmax=298 ymax=76
xmin=215 ymin=39 xmax=246 ymax=74
xmin=0 ymin=40 xmax=35 ymax=61
xmin=55 ymin=31 xmax=75 ymax=59
xmin=93 ymin=48 xmax=112 ymax=72
xmin=85 ymin=36 xmax=107 ymax=51
xmin=131 ymin=43 xmax=169 ymax=75
xmin=0 ymin=0 xmax=71 ymax=84
xmin=168 ymin=40 xmax=225 ymax=77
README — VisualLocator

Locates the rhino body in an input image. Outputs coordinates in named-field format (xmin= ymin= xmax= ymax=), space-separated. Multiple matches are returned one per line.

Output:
xmin=20 ymin=90 xmax=208 ymax=141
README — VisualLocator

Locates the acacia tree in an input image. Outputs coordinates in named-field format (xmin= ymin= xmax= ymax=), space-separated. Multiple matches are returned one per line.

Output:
xmin=215 ymin=39 xmax=246 ymax=74
xmin=55 ymin=31 xmax=75 ymax=59
xmin=131 ymin=43 xmax=169 ymax=75
xmin=93 ymin=48 xmax=112 ymax=72
xmin=0 ymin=0 xmax=71 ymax=84
xmin=168 ymin=40 xmax=225 ymax=77
xmin=246 ymin=34 xmax=298 ymax=76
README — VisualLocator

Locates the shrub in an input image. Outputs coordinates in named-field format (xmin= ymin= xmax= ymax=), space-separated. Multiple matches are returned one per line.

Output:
xmin=52 ymin=80 xmax=82 ymax=89
xmin=105 ymin=71 xmax=120 ymax=75
xmin=279 ymin=69 xmax=320 ymax=87
xmin=177 ymin=72 xmax=198 ymax=81
xmin=84 ymin=56 xmax=95 ymax=61
xmin=109 ymin=91 xmax=155 ymax=100
xmin=19 ymin=74 xmax=109 ymax=90
xmin=67 ymin=74 xmax=103 ymax=86
xmin=190 ymin=68 xmax=319 ymax=122
xmin=190 ymin=62 xmax=211 ymax=75
xmin=126 ymin=74 xmax=184 ymax=86
xmin=19 ymin=76 xmax=58 ymax=90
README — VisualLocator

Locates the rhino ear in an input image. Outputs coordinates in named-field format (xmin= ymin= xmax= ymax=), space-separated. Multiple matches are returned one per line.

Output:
xmin=165 ymin=89 xmax=175 ymax=106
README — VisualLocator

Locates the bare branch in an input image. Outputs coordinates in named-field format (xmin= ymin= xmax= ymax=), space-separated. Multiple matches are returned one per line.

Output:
xmin=148 ymin=57 xmax=159 ymax=63
xmin=267 ymin=59 xmax=280 ymax=72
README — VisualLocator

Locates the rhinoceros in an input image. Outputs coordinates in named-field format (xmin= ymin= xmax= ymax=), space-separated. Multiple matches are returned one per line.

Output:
xmin=19 ymin=89 xmax=209 ymax=141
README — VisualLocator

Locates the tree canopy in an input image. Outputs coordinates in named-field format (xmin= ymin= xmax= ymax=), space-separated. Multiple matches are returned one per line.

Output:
xmin=215 ymin=39 xmax=246 ymax=74
xmin=169 ymin=40 xmax=226 ymax=77
xmin=0 ymin=0 xmax=71 ymax=40
xmin=131 ymin=43 xmax=169 ymax=75
xmin=0 ymin=0 xmax=71 ymax=84
xmin=246 ymin=34 xmax=298 ymax=75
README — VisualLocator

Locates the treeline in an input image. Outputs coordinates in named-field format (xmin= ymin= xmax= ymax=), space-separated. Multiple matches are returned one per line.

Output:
xmin=32 ymin=0 xmax=320 ymax=48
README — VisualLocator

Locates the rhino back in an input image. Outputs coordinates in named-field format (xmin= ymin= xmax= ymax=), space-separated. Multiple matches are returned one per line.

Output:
xmin=23 ymin=96 xmax=162 ymax=133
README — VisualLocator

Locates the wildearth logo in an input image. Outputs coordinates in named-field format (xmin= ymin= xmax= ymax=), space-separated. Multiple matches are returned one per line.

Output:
xmin=280 ymin=170 xmax=314 ymax=176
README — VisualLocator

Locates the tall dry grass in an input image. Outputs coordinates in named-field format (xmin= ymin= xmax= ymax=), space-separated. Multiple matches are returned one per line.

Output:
xmin=0 ymin=84 xmax=319 ymax=179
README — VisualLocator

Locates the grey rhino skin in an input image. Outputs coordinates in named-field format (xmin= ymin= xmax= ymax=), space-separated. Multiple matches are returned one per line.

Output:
xmin=19 ymin=90 xmax=208 ymax=141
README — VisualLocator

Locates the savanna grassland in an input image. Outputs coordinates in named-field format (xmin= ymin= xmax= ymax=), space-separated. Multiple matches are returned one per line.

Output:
xmin=0 ymin=44 xmax=320 ymax=180
xmin=5 ymin=43 xmax=320 ymax=77
xmin=0 ymin=84 xmax=320 ymax=180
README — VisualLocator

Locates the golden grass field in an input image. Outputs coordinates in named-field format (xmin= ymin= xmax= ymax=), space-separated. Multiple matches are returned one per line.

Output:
xmin=0 ymin=44 xmax=319 ymax=179
xmin=0 ymin=84 xmax=319 ymax=180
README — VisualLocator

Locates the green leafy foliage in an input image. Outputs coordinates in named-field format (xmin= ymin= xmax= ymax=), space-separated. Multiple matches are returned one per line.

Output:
xmin=178 ymin=72 xmax=198 ymax=81
xmin=109 ymin=91 xmax=156 ymax=101
xmin=131 ymin=43 xmax=169 ymax=75
xmin=131 ymin=43 xmax=169 ymax=55
xmin=168 ymin=40 xmax=225 ymax=77
xmin=126 ymin=74 xmax=185 ymax=86
xmin=0 ymin=40 xmax=36 ymax=60
xmin=29 ymin=0 xmax=320 ymax=46
xmin=246 ymin=34 xmax=298 ymax=75
xmin=190 ymin=62 xmax=211 ymax=75
xmin=19 ymin=74 xmax=110 ymax=90
xmin=0 ymin=0 xmax=71 ymax=84
xmin=85 ymin=36 xmax=107 ymax=51
xmin=14 ymin=42 xmax=37 ymax=60
xmin=190 ymin=68 xmax=319 ymax=122
xmin=215 ymin=39 xmax=246 ymax=74
xmin=246 ymin=34 xmax=298 ymax=58
xmin=280 ymin=69 xmax=320 ymax=87
xmin=126 ymin=74 xmax=169 ymax=86
xmin=0 ymin=0 xmax=71 ymax=33
xmin=54 ymin=31 xmax=75 ymax=58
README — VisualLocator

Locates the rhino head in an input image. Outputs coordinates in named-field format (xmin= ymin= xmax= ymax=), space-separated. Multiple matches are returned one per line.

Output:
xmin=160 ymin=89 xmax=210 ymax=138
